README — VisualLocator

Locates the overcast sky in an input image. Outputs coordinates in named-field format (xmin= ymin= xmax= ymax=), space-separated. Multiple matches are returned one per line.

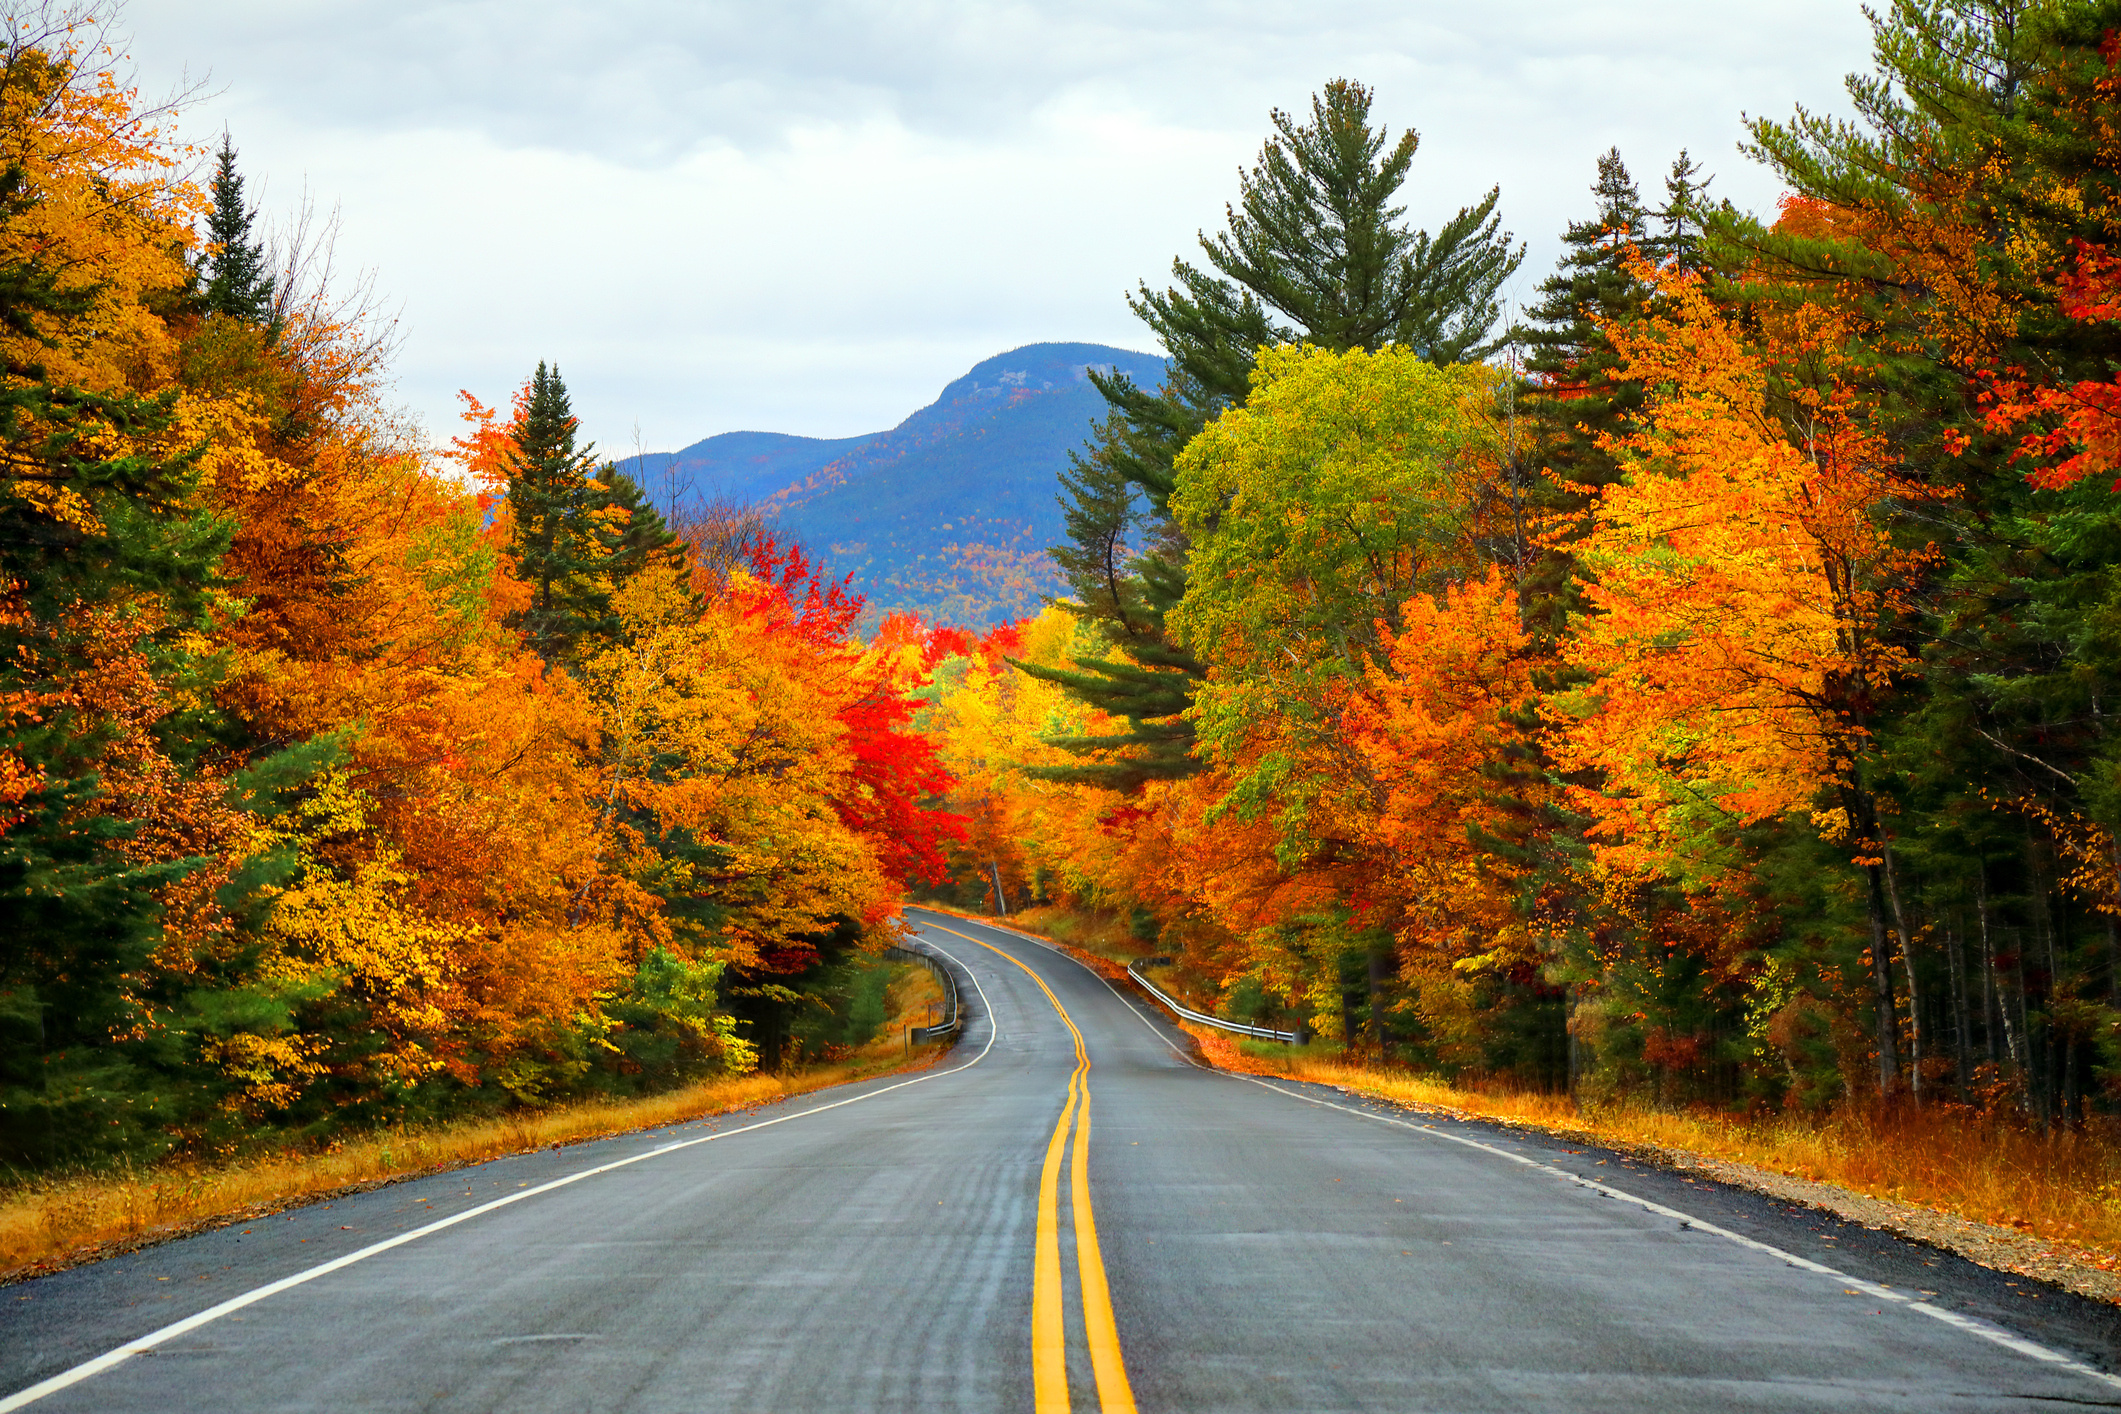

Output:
xmin=125 ymin=1 xmax=1878 ymax=454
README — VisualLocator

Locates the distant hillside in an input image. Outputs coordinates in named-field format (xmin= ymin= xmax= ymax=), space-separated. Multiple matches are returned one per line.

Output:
xmin=645 ymin=342 xmax=1167 ymax=627
xmin=625 ymin=428 xmax=867 ymax=510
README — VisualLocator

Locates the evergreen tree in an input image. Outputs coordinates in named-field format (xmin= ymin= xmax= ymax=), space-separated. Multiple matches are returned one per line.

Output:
xmin=1029 ymin=79 xmax=1523 ymax=789
xmin=200 ymin=133 xmax=274 ymax=325
xmin=1655 ymin=150 xmax=1716 ymax=275
xmin=1518 ymin=149 xmax=1654 ymax=502
xmin=593 ymin=465 xmax=681 ymax=588
xmin=1513 ymin=148 xmax=1720 ymax=635
xmin=506 ymin=363 xmax=615 ymax=663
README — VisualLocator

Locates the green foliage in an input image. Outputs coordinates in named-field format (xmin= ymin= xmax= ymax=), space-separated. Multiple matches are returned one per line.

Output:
xmin=603 ymin=948 xmax=755 ymax=1085
xmin=200 ymin=134 xmax=274 ymax=326
xmin=505 ymin=362 xmax=609 ymax=660
xmin=504 ymin=364 xmax=679 ymax=663
xmin=1032 ymin=78 xmax=1523 ymax=791
xmin=1170 ymin=344 xmax=1494 ymax=827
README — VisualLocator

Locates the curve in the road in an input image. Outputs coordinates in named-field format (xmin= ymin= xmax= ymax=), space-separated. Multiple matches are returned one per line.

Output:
xmin=921 ymin=917 xmax=1137 ymax=1414
xmin=8 ymin=908 xmax=2121 ymax=1412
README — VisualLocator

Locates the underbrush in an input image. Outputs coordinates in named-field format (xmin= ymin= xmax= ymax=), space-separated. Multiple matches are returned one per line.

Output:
xmin=0 ymin=961 xmax=951 ymax=1280
xmin=1006 ymin=904 xmax=1152 ymax=968
xmin=1206 ymin=1031 xmax=2121 ymax=1264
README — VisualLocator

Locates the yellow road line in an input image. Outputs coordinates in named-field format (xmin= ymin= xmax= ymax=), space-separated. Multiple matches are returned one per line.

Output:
xmin=918 ymin=918 xmax=1136 ymax=1414
xmin=1071 ymin=1085 xmax=1138 ymax=1413
xmin=1034 ymin=1054 xmax=1083 ymax=1411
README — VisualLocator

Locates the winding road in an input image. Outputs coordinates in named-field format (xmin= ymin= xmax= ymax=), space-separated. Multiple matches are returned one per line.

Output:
xmin=4 ymin=907 xmax=2120 ymax=1411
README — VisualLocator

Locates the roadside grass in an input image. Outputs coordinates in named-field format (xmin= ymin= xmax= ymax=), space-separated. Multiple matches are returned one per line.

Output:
xmin=0 ymin=961 xmax=952 ymax=1281
xmin=1194 ymin=1028 xmax=2121 ymax=1265
xmin=1006 ymin=905 xmax=1149 ymax=969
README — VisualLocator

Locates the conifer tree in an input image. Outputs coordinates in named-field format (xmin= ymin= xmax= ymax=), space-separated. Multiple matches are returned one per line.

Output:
xmin=1513 ymin=148 xmax=1718 ymax=636
xmin=1029 ymin=79 xmax=1523 ymax=789
xmin=200 ymin=133 xmax=274 ymax=325
xmin=506 ymin=363 xmax=614 ymax=662
xmin=1519 ymin=149 xmax=1654 ymax=500
xmin=594 ymin=465 xmax=681 ymax=587
xmin=1655 ymin=150 xmax=1715 ymax=275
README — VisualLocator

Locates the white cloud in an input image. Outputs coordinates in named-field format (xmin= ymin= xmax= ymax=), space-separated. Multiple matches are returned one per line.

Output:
xmin=124 ymin=0 xmax=1878 ymax=450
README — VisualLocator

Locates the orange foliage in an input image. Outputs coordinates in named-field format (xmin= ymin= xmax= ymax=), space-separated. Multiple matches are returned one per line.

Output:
xmin=1553 ymin=270 xmax=1920 ymax=883
xmin=1347 ymin=569 xmax=1540 ymax=962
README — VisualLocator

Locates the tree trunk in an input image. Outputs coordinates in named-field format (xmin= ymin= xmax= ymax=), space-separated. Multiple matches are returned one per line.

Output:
xmin=1866 ymin=863 xmax=1901 ymax=1098
xmin=1366 ymin=947 xmax=1392 ymax=1054
xmin=1946 ymin=914 xmax=1970 ymax=1097
xmin=1978 ymin=878 xmax=2001 ymax=1067
xmin=2014 ymin=931 xmax=2042 ymax=1128
xmin=1880 ymin=845 xmax=1922 ymax=1102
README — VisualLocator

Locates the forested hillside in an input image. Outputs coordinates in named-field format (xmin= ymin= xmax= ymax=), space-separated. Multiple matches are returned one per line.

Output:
xmin=639 ymin=343 xmax=1165 ymax=627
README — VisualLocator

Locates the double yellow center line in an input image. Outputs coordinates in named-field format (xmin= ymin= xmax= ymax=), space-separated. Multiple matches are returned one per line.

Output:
xmin=920 ymin=920 xmax=1136 ymax=1414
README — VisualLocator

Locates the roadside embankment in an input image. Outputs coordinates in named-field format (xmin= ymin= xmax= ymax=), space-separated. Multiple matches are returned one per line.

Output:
xmin=0 ymin=960 xmax=951 ymax=1284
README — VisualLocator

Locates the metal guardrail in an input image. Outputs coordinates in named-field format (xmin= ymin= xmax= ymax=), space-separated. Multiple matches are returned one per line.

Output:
xmin=885 ymin=943 xmax=962 ymax=1043
xmin=1126 ymin=956 xmax=1300 ymax=1043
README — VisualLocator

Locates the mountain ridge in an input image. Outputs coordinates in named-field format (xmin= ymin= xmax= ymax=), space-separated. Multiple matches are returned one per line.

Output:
xmin=637 ymin=341 xmax=1166 ymax=627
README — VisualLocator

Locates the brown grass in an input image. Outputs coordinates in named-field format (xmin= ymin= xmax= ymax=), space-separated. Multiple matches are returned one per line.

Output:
xmin=1190 ymin=1027 xmax=2121 ymax=1269
xmin=1 ymin=960 xmax=954 ymax=1282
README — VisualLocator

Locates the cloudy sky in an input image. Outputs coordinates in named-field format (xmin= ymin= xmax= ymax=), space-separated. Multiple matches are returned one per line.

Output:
xmin=126 ymin=1 xmax=1878 ymax=454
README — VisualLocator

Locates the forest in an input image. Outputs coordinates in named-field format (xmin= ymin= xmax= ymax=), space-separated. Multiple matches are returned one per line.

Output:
xmin=6 ymin=0 xmax=2121 ymax=1176
xmin=942 ymin=1 xmax=2121 ymax=1134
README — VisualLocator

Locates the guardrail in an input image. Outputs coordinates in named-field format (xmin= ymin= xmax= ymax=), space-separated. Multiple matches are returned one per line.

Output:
xmin=1126 ymin=956 xmax=1300 ymax=1043
xmin=885 ymin=943 xmax=962 ymax=1043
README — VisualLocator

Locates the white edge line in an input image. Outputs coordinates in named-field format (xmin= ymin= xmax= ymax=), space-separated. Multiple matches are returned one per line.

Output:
xmin=1231 ymin=1072 xmax=2121 ymax=1394
xmin=912 ymin=911 xmax=2121 ymax=1398
xmin=0 ymin=939 xmax=999 ymax=1413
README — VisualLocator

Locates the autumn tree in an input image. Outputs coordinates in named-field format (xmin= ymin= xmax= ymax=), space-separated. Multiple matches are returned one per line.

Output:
xmin=1029 ymin=78 xmax=1524 ymax=789
xmin=1163 ymin=343 xmax=1505 ymax=1048
xmin=0 ymin=26 xmax=285 ymax=1160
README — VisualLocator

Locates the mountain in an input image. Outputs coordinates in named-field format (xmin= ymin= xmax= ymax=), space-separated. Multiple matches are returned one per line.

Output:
xmin=641 ymin=342 xmax=1167 ymax=627
xmin=624 ymin=428 xmax=867 ymax=510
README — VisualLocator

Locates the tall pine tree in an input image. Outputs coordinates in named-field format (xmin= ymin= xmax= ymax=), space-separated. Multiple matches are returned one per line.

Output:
xmin=503 ymin=366 xmax=676 ymax=663
xmin=506 ymin=363 xmax=614 ymax=662
xmin=1028 ymin=79 xmax=1523 ymax=789
xmin=1516 ymin=148 xmax=1715 ymax=634
xmin=200 ymin=133 xmax=274 ymax=325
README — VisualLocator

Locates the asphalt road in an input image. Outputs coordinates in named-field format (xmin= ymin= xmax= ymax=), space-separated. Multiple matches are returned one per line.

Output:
xmin=6 ymin=906 xmax=2121 ymax=1412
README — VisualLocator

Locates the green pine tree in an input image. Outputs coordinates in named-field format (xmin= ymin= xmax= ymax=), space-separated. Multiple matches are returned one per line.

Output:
xmin=1519 ymin=149 xmax=1653 ymax=503
xmin=505 ymin=363 xmax=617 ymax=662
xmin=1028 ymin=79 xmax=1523 ymax=790
xmin=593 ymin=464 xmax=681 ymax=588
xmin=200 ymin=133 xmax=274 ymax=325
xmin=1654 ymin=149 xmax=1716 ymax=276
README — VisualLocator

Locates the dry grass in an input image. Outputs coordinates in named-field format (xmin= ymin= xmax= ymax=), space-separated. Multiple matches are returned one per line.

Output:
xmin=1 ymin=960 xmax=954 ymax=1281
xmin=1191 ymin=1028 xmax=2121 ymax=1267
